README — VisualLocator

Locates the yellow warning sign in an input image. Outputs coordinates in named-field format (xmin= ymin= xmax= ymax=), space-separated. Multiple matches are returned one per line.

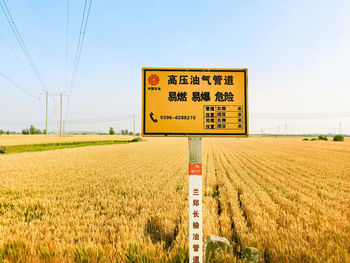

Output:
xmin=142 ymin=68 xmax=248 ymax=137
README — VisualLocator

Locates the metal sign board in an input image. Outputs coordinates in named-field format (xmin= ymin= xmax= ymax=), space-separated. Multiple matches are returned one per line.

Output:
xmin=142 ymin=68 xmax=248 ymax=137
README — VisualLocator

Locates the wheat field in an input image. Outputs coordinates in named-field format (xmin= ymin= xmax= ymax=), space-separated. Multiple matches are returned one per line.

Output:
xmin=0 ymin=136 xmax=349 ymax=262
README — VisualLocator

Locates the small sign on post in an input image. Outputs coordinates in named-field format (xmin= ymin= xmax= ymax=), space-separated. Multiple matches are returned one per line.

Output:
xmin=142 ymin=68 xmax=248 ymax=262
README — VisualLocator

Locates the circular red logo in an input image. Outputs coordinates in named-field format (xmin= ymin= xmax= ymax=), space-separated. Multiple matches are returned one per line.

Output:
xmin=148 ymin=74 xmax=160 ymax=86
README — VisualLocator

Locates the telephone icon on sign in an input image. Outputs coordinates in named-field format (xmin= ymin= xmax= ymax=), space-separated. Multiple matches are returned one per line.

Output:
xmin=150 ymin=112 xmax=158 ymax=123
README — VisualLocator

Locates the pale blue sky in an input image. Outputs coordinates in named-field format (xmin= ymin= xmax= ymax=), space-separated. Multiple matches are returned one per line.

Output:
xmin=1 ymin=0 xmax=349 ymax=134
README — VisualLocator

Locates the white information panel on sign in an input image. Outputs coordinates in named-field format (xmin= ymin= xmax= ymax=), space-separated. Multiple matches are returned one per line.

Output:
xmin=189 ymin=175 xmax=203 ymax=262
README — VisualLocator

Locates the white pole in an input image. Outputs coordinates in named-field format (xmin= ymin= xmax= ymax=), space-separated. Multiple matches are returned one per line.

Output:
xmin=60 ymin=92 xmax=63 ymax=137
xmin=133 ymin=114 xmax=136 ymax=138
xmin=189 ymin=137 xmax=203 ymax=262
xmin=46 ymin=91 xmax=48 ymax=137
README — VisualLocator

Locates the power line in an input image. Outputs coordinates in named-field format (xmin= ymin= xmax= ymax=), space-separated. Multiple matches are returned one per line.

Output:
xmin=49 ymin=95 xmax=59 ymax=120
xmin=0 ymin=31 xmax=40 ymax=95
xmin=0 ymin=0 xmax=47 ymax=91
xmin=69 ymin=0 xmax=93 ymax=96
xmin=0 ymin=71 xmax=38 ymax=99
xmin=64 ymin=0 xmax=71 ymax=127
xmin=0 ymin=31 xmax=33 ymax=78
xmin=251 ymin=112 xmax=350 ymax=119
xmin=64 ymin=0 xmax=70 ymax=91
xmin=66 ymin=0 xmax=92 ymax=132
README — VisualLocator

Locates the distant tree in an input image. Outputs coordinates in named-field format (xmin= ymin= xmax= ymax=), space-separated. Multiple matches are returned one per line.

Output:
xmin=6 ymin=130 xmax=10 ymax=135
xmin=333 ymin=135 xmax=344 ymax=142
xmin=29 ymin=125 xmax=36 ymax=134
xmin=121 ymin=129 xmax=129 ymax=135
xmin=0 ymin=129 xmax=4 ymax=134
xmin=22 ymin=125 xmax=42 ymax=135
xmin=28 ymin=125 xmax=42 ymax=134
xmin=318 ymin=135 xmax=328 ymax=141
xmin=129 ymin=131 xmax=134 ymax=136
xmin=109 ymin=127 xmax=115 ymax=135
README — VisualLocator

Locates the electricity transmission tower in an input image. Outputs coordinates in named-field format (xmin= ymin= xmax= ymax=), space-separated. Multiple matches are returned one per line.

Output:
xmin=42 ymin=92 xmax=68 ymax=137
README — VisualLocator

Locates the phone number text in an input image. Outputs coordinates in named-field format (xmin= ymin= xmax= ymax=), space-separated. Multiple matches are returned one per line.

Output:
xmin=160 ymin=115 xmax=196 ymax=120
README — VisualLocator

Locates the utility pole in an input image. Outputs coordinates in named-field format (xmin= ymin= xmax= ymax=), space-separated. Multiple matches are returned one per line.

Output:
xmin=42 ymin=92 xmax=67 ymax=137
xmin=285 ymin=123 xmax=288 ymax=135
xmin=59 ymin=92 xmax=68 ymax=137
xmin=133 ymin=114 xmax=136 ymax=138
xmin=339 ymin=122 xmax=342 ymax=134
xmin=45 ymin=91 xmax=48 ymax=137
xmin=60 ymin=92 xmax=63 ymax=137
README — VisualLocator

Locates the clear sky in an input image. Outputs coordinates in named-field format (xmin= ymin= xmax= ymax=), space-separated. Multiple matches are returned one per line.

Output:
xmin=1 ymin=0 xmax=349 ymax=134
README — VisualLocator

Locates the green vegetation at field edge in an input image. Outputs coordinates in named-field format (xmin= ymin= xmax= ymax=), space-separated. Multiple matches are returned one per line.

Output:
xmin=1 ymin=140 xmax=138 ymax=154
